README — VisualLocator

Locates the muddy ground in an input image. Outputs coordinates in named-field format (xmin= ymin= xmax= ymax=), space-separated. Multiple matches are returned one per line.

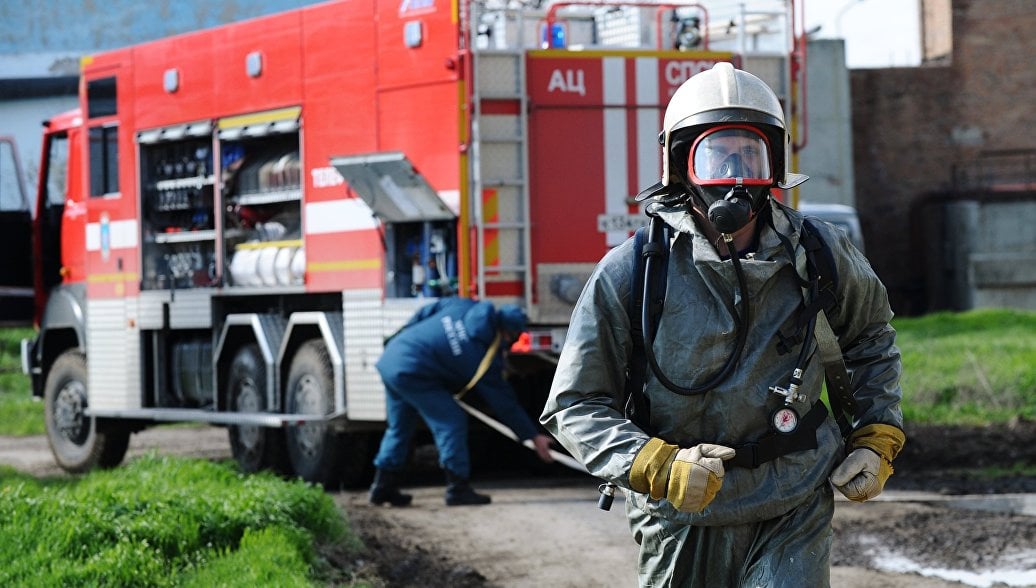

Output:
xmin=338 ymin=418 xmax=1036 ymax=588
xmin=3 ymin=419 xmax=1035 ymax=587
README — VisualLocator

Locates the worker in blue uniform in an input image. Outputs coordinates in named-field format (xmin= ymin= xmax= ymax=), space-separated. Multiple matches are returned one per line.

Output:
xmin=370 ymin=297 xmax=554 ymax=506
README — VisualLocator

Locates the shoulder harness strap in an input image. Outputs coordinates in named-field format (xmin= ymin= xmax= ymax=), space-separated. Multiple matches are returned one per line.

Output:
xmin=624 ymin=220 xmax=669 ymax=433
xmin=814 ymin=312 xmax=856 ymax=441
xmin=801 ymin=218 xmax=857 ymax=441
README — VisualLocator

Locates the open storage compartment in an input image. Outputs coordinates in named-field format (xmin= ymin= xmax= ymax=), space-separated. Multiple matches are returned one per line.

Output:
xmin=219 ymin=108 xmax=304 ymax=288
xmin=138 ymin=122 xmax=217 ymax=290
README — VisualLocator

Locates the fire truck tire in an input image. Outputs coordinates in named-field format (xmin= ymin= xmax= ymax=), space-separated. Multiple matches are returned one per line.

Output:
xmin=43 ymin=350 xmax=130 ymax=473
xmin=284 ymin=339 xmax=346 ymax=487
xmin=227 ymin=343 xmax=290 ymax=474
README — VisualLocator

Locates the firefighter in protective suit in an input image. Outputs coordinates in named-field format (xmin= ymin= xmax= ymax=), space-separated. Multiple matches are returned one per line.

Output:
xmin=540 ymin=63 xmax=905 ymax=586
xmin=371 ymin=297 xmax=553 ymax=506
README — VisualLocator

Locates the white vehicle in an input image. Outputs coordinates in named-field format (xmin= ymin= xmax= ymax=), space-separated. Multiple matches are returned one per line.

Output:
xmin=799 ymin=202 xmax=865 ymax=252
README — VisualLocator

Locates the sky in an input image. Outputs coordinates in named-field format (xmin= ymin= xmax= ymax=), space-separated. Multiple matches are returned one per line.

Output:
xmin=701 ymin=0 xmax=922 ymax=69
xmin=803 ymin=0 xmax=922 ymax=68
xmin=0 ymin=1 xmax=923 ymax=71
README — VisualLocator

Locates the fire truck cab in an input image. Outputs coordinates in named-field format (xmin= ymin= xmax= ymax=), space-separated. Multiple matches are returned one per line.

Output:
xmin=23 ymin=0 xmax=805 ymax=486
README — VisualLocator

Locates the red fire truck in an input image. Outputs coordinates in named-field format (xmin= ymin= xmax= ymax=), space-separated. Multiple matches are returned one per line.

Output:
xmin=23 ymin=0 xmax=807 ymax=486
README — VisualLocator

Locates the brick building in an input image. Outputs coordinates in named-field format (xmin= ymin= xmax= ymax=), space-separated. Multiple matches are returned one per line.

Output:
xmin=851 ymin=0 xmax=1036 ymax=315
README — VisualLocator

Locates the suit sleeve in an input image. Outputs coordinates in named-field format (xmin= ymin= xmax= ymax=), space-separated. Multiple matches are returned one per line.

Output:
xmin=539 ymin=239 xmax=653 ymax=487
xmin=823 ymin=226 xmax=905 ymax=431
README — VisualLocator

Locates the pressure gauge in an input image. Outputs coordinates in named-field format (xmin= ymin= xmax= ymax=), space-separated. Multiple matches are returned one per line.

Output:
xmin=770 ymin=406 xmax=800 ymax=435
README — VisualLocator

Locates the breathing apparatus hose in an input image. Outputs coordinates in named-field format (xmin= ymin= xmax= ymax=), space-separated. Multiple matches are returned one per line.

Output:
xmin=641 ymin=215 xmax=751 ymax=396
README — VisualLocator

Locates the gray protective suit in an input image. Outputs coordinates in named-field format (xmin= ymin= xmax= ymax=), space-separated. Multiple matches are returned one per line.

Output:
xmin=540 ymin=201 xmax=904 ymax=587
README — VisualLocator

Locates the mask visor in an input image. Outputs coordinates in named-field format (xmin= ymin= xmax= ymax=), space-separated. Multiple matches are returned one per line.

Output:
xmin=688 ymin=126 xmax=773 ymax=187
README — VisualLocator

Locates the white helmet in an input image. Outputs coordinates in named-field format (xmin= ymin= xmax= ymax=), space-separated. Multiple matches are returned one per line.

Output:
xmin=637 ymin=62 xmax=807 ymax=207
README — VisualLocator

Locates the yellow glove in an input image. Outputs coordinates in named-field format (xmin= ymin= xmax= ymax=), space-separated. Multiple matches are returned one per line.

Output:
xmin=830 ymin=423 xmax=906 ymax=502
xmin=629 ymin=437 xmax=736 ymax=513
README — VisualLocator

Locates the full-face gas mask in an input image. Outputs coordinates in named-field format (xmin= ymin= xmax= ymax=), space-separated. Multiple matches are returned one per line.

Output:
xmin=636 ymin=63 xmax=808 ymax=235
xmin=686 ymin=125 xmax=774 ymax=234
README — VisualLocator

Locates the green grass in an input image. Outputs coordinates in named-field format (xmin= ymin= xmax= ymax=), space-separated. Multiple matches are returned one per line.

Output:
xmin=2 ymin=309 xmax=1035 ymax=432
xmin=893 ymin=308 xmax=1036 ymax=425
xmin=0 ymin=310 xmax=1032 ymax=584
xmin=0 ymin=327 xmax=40 ymax=436
xmin=0 ymin=455 xmax=366 ymax=587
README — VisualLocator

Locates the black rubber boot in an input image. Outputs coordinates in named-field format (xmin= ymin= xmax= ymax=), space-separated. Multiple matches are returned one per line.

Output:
xmin=444 ymin=470 xmax=491 ymax=506
xmin=369 ymin=469 xmax=413 ymax=507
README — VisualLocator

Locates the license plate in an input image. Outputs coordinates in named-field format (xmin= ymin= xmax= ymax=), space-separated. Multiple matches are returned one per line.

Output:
xmin=597 ymin=213 xmax=646 ymax=233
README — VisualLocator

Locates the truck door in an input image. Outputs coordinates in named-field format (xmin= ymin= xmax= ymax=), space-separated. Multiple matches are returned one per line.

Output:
xmin=0 ymin=136 xmax=33 ymax=324
xmin=32 ymin=116 xmax=87 ymax=324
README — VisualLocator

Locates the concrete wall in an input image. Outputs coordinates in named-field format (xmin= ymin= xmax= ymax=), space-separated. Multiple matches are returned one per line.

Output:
xmin=0 ymin=1 xmax=312 ymax=55
xmin=933 ymin=200 xmax=1036 ymax=310
xmin=1 ymin=95 xmax=79 ymax=200
xmin=798 ymin=39 xmax=855 ymax=208
xmin=851 ymin=0 xmax=1036 ymax=315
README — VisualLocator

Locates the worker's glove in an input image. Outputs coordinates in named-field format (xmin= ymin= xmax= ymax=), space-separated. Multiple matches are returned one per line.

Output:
xmin=629 ymin=437 xmax=736 ymax=513
xmin=830 ymin=423 xmax=906 ymax=502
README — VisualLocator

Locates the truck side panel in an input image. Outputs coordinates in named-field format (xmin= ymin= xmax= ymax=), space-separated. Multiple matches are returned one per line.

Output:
xmin=376 ymin=0 xmax=461 ymax=91
xmin=298 ymin=0 xmax=378 ymax=204
xmin=86 ymin=298 xmax=141 ymax=411
xmin=377 ymin=83 xmax=462 ymax=208
xmin=213 ymin=11 xmax=303 ymax=118
xmin=132 ymin=31 xmax=216 ymax=129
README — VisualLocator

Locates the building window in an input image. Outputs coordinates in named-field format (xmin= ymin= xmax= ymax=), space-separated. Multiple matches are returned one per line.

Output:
xmin=89 ymin=125 xmax=119 ymax=197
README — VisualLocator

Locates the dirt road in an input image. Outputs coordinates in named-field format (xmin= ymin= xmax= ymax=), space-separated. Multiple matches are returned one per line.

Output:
xmin=338 ymin=476 xmax=981 ymax=588
xmin=339 ymin=470 xmax=1036 ymax=588
xmin=336 ymin=419 xmax=1036 ymax=588
xmin=3 ymin=424 xmax=1036 ymax=587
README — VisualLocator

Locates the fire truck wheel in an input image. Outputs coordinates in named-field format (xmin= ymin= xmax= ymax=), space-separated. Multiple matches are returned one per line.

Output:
xmin=284 ymin=339 xmax=345 ymax=487
xmin=227 ymin=343 xmax=290 ymax=474
xmin=43 ymin=350 xmax=130 ymax=473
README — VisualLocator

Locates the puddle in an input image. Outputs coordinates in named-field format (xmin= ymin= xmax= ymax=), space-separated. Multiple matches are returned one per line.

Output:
xmin=941 ymin=494 xmax=1036 ymax=517
xmin=880 ymin=491 xmax=1036 ymax=517
xmin=874 ymin=553 xmax=1036 ymax=587
xmin=867 ymin=492 xmax=1036 ymax=586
